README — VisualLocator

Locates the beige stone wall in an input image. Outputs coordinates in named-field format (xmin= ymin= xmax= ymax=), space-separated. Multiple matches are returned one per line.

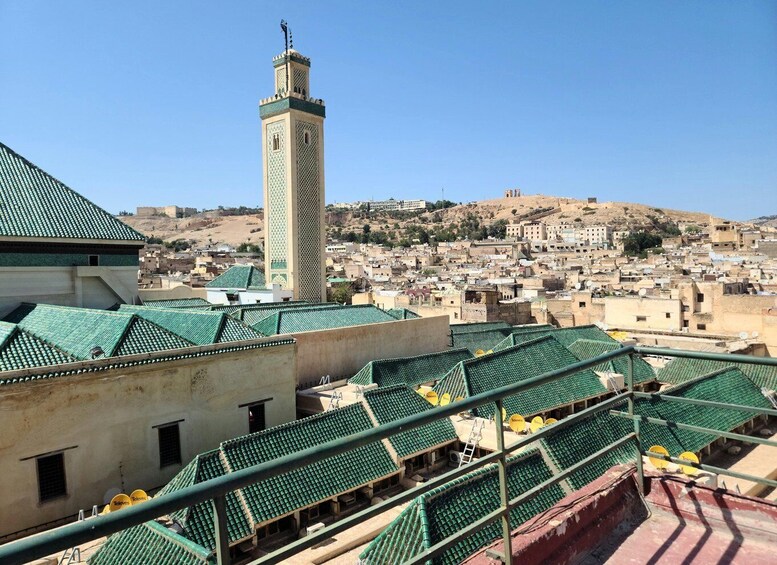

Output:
xmin=0 ymin=340 xmax=296 ymax=538
xmin=0 ymin=266 xmax=139 ymax=318
xmin=138 ymin=285 xmax=208 ymax=302
xmin=604 ymin=296 xmax=683 ymax=331
xmin=293 ymin=316 xmax=450 ymax=387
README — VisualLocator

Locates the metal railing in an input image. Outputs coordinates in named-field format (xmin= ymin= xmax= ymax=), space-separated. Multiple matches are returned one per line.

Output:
xmin=1 ymin=346 xmax=776 ymax=565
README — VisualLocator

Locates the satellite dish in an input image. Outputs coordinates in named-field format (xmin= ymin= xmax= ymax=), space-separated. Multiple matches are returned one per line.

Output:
xmin=508 ymin=414 xmax=525 ymax=433
xmin=574 ymin=282 xmax=582 ymax=290
xmin=424 ymin=391 xmax=439 ymax=406
xmin=530 ymin=416 xmax=544 ymax=433
xmin=109 ymin=493 xmax=132 ymax=513
xmin=678 ymin=451 xmax=700 ymax=476
xmin=648 ymin=445 xmax=670 ymax=470
xmin=130 ymin=489 xmax=149 ymax=505
xmin=753 ymin=332 xmax=759 ymax=338
xmin=739 ymin=332 xmax=748 ymax=340
xmin=638 ymin=288 xmax=647 ymax=297
xmin=439 ymin=393 xmax=451 ymax=406
xmin=475 ymin=349 xmax=486 ymax=357
xmin=544 ymin=417 xmax=558 ymax=426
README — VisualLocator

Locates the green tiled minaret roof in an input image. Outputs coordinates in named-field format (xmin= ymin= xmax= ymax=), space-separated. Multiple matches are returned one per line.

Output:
xmin=205 ymin=265 xmax=266 ymax=290
xmin=0 ymin=142 xmax=145 ymax=241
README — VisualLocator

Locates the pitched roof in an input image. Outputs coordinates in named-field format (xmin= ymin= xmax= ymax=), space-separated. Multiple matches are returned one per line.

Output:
xmin=0 ymin=142 xmax=145 ymax=241
xmin=360 ymin=449 xmax=565 ymax=565
xmin=205 ymin=265 xmax=266 ymax=290
xmin=142 ymin=298 xmax=212 ymax=309
xmin=566 ymin=339 xmax=656 ymax=384
xmin=434 ymin=335 xmax=608 ymax=419
xmin=11 ymin=303 xmax=194 ymax=360
xmin=657 ymin=356 xmax=777 ymax=391
xmin=450 ymin=321 xmax=513 ymax=334
xmin=385 ymin=307 xmax=420 ymax=320
xmin=450 ymin=328 xmax=513 ymax=354
xmin=0 ymin=321 xmax=77 ymax=372
xmin=253 ymin=304 xmax=398 ymax=335
xmin=363 ymin=385 xmax=458 ymax=458
xmin=235 ymin=302 xmax=340 ymax=328
xmin=349 ymin=348 xmax=473 ymax=388
xmin=119 ymin=306 xmax=262 ymax=345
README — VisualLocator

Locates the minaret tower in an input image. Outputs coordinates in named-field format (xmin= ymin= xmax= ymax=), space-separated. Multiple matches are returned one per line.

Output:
xmin=260 ymin=22 xmax=326 ymax=302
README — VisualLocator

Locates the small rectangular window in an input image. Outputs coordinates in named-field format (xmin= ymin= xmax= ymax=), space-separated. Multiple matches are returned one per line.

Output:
xmin=579 ymin=302 xmax=586 ymax=308
xmin=272 ymin=133 xmax=280 ymax=151
xmin=697 ymin=323 xmax=707 ymax=331
xmin=88 ymin=255 xmax=99 ymax=266
xmin=303 ymin=130 xmax=310 ymax=145
xmin=697 ymin=293 xmax=705 ymax=303
xmin=158 ymin=423 xmax=181 ymax=468
xmin=665 ymin=312 xmax=671 ymax=318
xmin=37 ymin=453 xmax=67 ymax=502
xmin=683 ymin=320 xmax=689 ymax=328
xmin=636 ymin=316 xmax=647 ymax=322
xmin=248 ymin=403 xmax=266 ymax=434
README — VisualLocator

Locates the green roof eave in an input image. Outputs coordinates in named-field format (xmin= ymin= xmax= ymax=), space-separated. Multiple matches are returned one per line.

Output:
xmin=260 ymin=97 xmax=325 ymax=119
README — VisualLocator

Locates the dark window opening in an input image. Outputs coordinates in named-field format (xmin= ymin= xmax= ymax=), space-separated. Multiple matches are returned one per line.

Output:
xmin=272 ymin=134 xmax=280 ymax=151
xmin=158 ymin=423 xmax=181 ymax=468
xmin=578 ymin=302 xmax=586 ymax=308
xmin=303 ymin=131 xmax=310 ymax=145
xmin=88 ymin=255 xmax=99 ymax=266
xmin=248 ymin=403 xmax=266 ymax=434
xmin=226 ymin=293 xmax=239 ymax=303
xmin=697 ymin=323 xmax=707 ymax=331
xmin=37 ymin=453 xmax=67 ymax=502
xmin=697 ymin=293 xmax=705 ymax=303
xmin=636 ymin=316 xmax=647 ymax=322
xmin=665 ymin=312 xmax=671 ymax=318
xmin=683 ymin=320 xmax=689 ymax=328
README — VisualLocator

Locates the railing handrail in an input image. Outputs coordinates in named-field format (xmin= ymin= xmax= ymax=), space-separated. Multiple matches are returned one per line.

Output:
xmin=0 ymin=344 xmax=774 ymax=565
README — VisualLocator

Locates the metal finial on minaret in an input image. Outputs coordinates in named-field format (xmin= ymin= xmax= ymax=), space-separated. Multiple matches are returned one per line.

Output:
xmin=280 ymin=19 xmax=290 ymax=94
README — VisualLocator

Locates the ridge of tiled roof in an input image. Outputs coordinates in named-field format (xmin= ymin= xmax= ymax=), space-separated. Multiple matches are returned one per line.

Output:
xmin=435 ymin=335 xmax=608 ymax=419
xmin=348 ymin=348 xmax=473 ymax=388
xmin=385 ymin=307 xmax=420 ymax=320
xmin=119 ymin=305 xmax=263 ymax=345
xmin=360 ymin=449 xmax=565 ymax=565
xmin=657 ymin=355 xmax=777 ymax=391
xmin=0 ymin=142 xmax=145 ymax=241
xmin=15 ymin=304 xmax=195 ymax=360
xmin=566 ymin=339 xmax=656 ymax=384
xmin=254 ymin=304 xmax=398 ymax=335
xmin=0 ymin=321 xmax=78 ymax=372
xmin=205 ymin=265 xmax=266 ymax=290
xmin=450 ymin=328 xmax=514 ymax=354
xmin=449 ymin=321 xmax=512 ymax=334
xmin=363 ymin=385 xmax=458 ymax=459
xmin=141 ymin=298 xmax=212 ymax=309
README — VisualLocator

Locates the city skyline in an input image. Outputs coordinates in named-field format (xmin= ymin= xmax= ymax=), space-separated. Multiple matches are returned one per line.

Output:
xmin=2 ymin=1 xmax=776 ymax=220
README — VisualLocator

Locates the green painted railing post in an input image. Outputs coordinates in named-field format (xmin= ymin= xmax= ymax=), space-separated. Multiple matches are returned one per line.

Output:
xmin=213 ymin=494 xmax=231 ymax=565
xmin=494 ymin=399 xmax=513 ymax=565
xmin=626 ymin=353 xmax=644 ymax=493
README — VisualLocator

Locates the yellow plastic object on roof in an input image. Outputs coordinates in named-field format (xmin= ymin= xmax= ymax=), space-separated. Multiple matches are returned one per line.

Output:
xmin=678 ymin=451 xmax=700 ymax=476
xmin=607 ymin=331 xmax=629 ymax=342
xmin=647 ymin=445 xmax=670 ymax=470
xmin=486 ymin=349 xmax=493 ymax=354
xmin=501 ymin=407 xmax=507 ymax=422
xmin=508 ymin=414 xmax=525 ymax=433
xmin=544 ymin=417 xmax=558 ymax=426
xmin=130 ymin=489 xmax=148 ymax=505
xmin=530 ymin=416 xmax=544 ymax=433
xmin=475 ymin=349 xmax=486 ymax=357
xmin=109 ymin=493 xmax=132 ymax=513
xmin=454 ymin=396 xmax=464 ymax=402
xmin=424 ymin=391 xmax=439 ymax=406
xmin=439 ymin=393 xmax=451 ymax=406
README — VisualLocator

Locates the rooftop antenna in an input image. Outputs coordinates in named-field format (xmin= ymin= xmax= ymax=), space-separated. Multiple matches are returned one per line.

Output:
xmin=280 ymin=19 xmax=290 ymax=95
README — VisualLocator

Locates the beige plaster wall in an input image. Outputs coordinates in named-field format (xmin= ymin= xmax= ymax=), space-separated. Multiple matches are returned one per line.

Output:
xmin=0 ymin=340 xmax=296 ymax=538
xmin=138 ymin=286 xmax=208 ymax=302
xmin=604 ymin=296 xmax=682 ymax=331
xmin=293 ymin=316 xmax=450 ymax=387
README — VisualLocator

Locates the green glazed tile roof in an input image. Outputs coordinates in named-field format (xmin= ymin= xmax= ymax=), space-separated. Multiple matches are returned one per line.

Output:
xmin=142 ymin=298 xmax=212 ymax=309
xmin=220 ymin=403 xmax=398 ymax=525
xmin=434 ymin=335 xmax=608 ymax=419
xmin=361 ymin=449 xmax=565 ymax=565
xmin=119 ymin=306 xmax=262 ymax=345
xmin=363 ymin=385 xmax=458 ymax=459
xmin=566 ymin=339 xmax=656 ymax=384
xmin=539 ymin=408 xmax=637 ymax=491
xmin=254 ymin=304 xmax=398 ymax=335
xmin=14 ymin=304 xmax=195 ymax=360
xmin=236 ymin=302 xmax=339 ymax=328
xmin=385 ymin=308 xmax=420 ymax=320
xmin=0 ymin=142 xmax=145 ymax=241
xmin=657 ymin=356 xmax=777 ymax=391
xmin=205 ymin=265 xmax=266 ymax=290
xmin=349 ymin=348 xmax=473 ymax=388
xmin=0 ymin=321 xmax=77 ymax=371
xmin=450 ymin=321 xmax=513 ymax=334
xmin=450 ymin=328 xmax=513 ymax=354
xmin=88 ymin=520 xmax=212 ymax=565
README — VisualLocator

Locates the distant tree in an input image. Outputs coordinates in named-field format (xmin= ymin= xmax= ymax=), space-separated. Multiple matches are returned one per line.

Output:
xmin=117 ymin=210 xmax=134 ymax=216
xmin=623 ymin=231 xmax=663 ymax=258
xmin=146 ymin=236 xmax=163 ymax=245
xmin=236 ymin=242 xmax=262 ymax=254
xmin=328 ymin=282 xmax=354 ymax=304
xmin=684 ymin=225 xmax=701 ymax=234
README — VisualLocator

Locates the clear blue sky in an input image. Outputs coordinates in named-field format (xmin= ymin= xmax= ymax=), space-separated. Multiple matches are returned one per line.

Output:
xmin=2 ymin=1 xmax=775 ymax=220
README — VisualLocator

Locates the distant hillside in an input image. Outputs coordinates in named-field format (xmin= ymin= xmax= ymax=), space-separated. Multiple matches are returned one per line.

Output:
xmin=748 ymin=215 xmax=777 ymax=228
xmin=118 ymin=194 xmax=721 ymax=248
